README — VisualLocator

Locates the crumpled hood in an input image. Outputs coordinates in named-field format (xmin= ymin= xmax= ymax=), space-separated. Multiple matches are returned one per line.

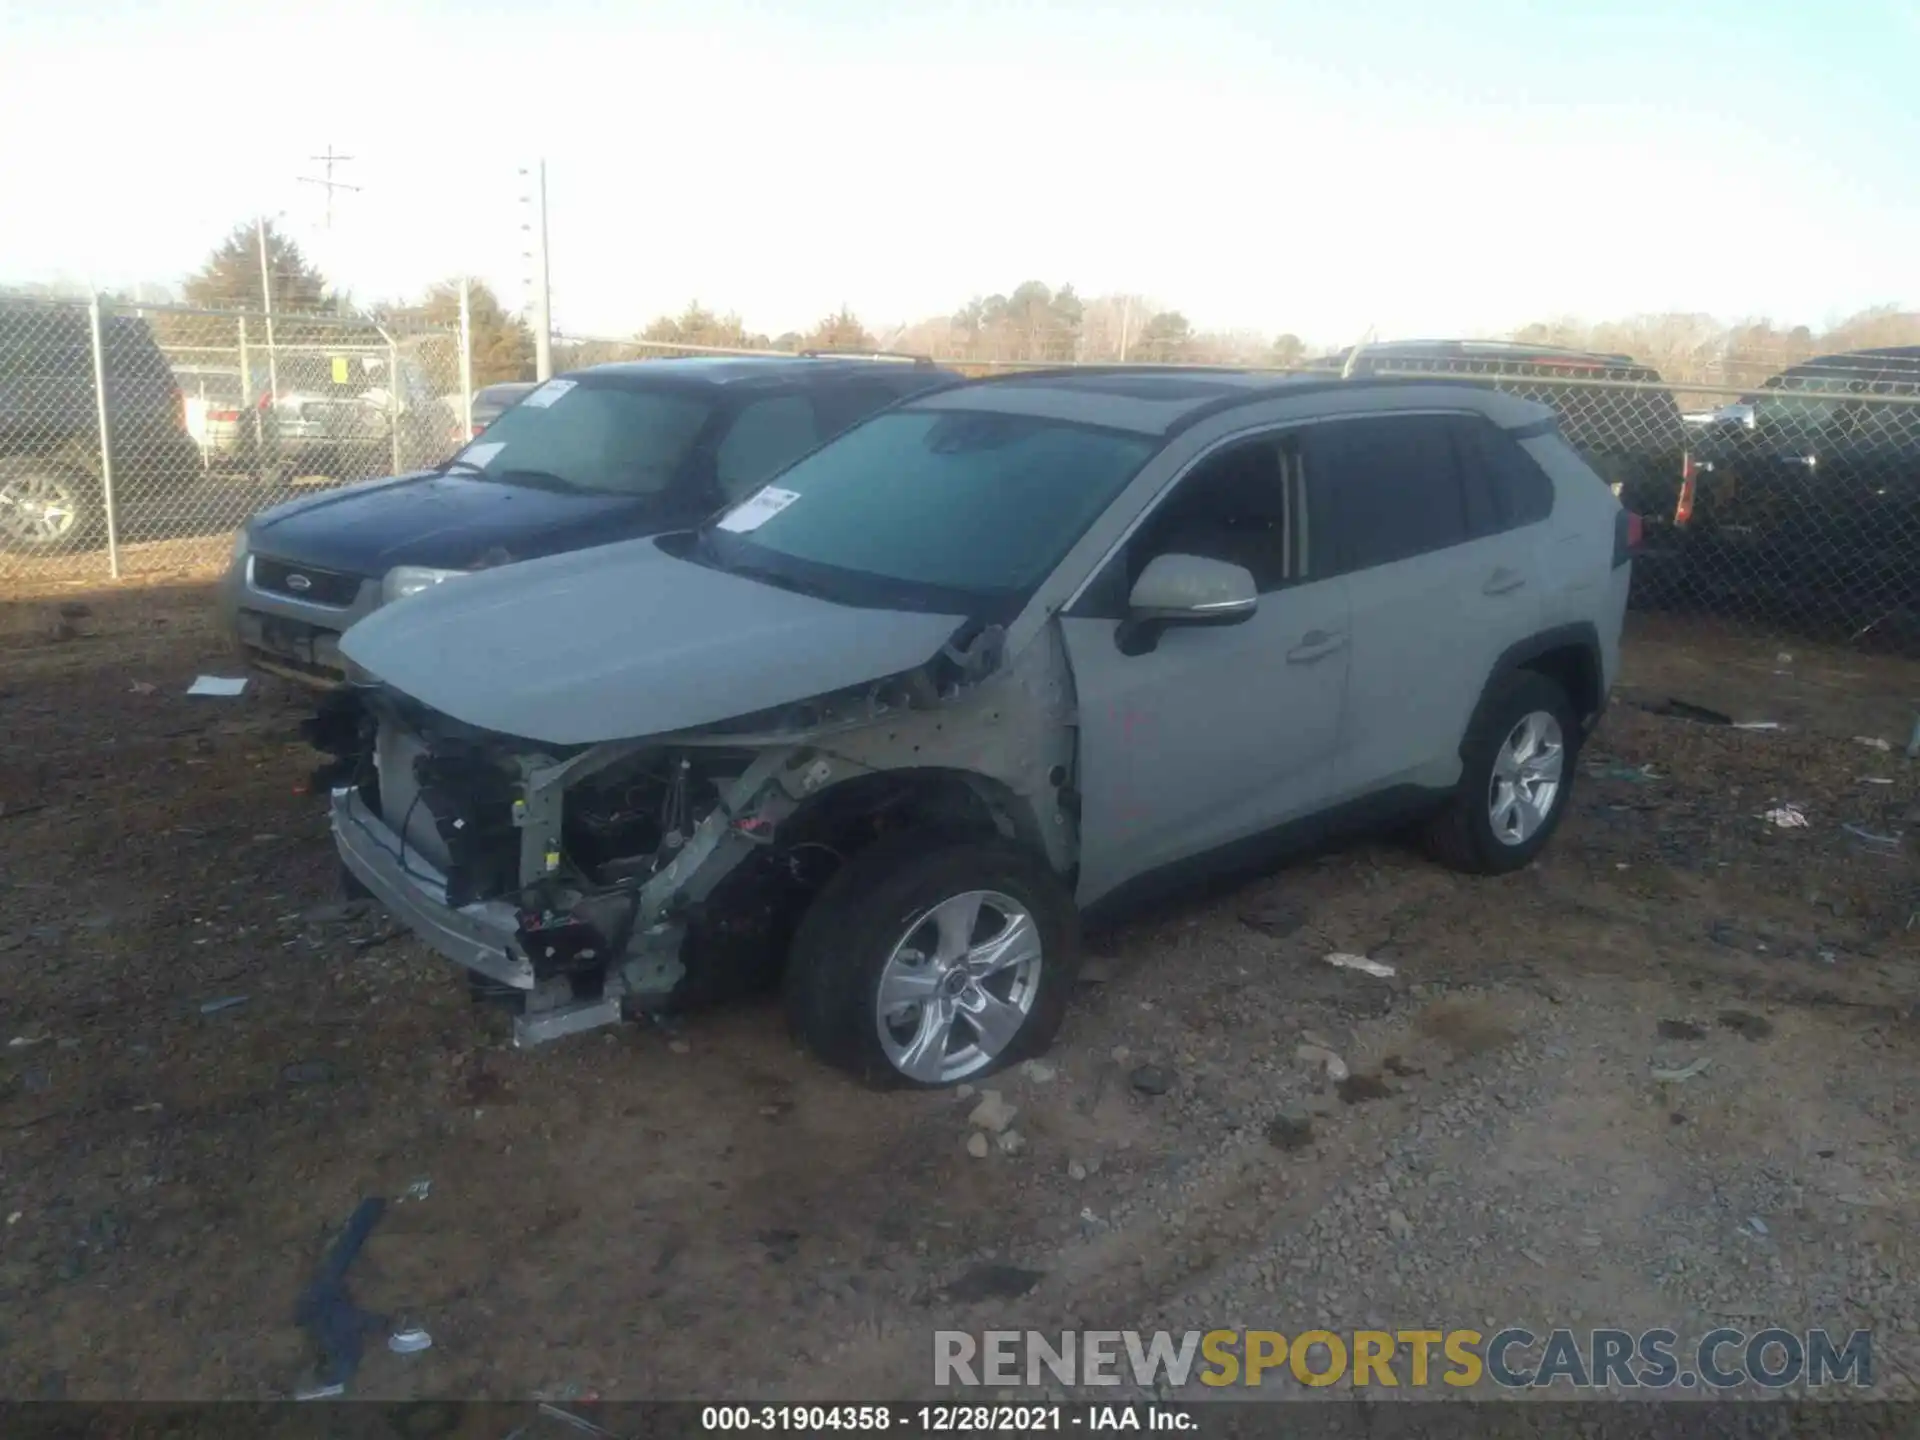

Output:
xmin=339 ymin=535 xmax=970 ymax=746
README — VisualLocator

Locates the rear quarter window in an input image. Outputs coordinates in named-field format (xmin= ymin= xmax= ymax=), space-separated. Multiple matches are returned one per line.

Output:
xmin=1460 ymin=418 xmax=1556 ymax=527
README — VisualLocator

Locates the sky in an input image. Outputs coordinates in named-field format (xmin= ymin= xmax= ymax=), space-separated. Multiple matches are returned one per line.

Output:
xmin=1 ymin=0 xmax=1916 ymax=346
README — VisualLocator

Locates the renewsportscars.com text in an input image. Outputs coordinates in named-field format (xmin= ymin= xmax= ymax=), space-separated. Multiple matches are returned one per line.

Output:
xmin=934 ymin=1327 xmax=1873 ymax=1391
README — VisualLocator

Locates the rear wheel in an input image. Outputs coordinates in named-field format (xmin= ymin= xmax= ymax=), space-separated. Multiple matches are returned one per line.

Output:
xmin=0 ymin=456 xmax=97 ymax=553
xmin=784 ymin=834 xmax=1080 ymax=1089
xmin=1423 ymin=670 xmax=1578 ymax=875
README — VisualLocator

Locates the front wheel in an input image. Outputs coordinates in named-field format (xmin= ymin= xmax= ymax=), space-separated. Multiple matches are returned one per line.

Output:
xmin=0 ymin=456 xmax=97 ymax=553
xmin=784 ymin=834 xmax=1080 ymax=1089
xmin=1422 ymin=670 xmax=1578 ymax=875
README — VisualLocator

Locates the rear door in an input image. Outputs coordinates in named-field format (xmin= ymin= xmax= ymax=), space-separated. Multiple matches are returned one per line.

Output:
xmin=1304 ymin=412 xmax=1542 ymax=795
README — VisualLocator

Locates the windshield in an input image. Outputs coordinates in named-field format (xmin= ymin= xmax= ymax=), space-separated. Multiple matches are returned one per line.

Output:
xmin=700 ymin=407 xmax=1155 ymax=612
xmin=446 ymin=377 xmax=714 ymax=495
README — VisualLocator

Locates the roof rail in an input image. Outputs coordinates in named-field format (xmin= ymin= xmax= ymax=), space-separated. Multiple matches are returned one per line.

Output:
xmin=963 ymin=363 xmax=1268 ymax=384
xmin=799 ymin=348 xmax=937 ymax=366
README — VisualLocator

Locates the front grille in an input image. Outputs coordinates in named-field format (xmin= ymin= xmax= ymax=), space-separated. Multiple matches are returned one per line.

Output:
xmin=251 ymin=555 xmax=363 ymax=607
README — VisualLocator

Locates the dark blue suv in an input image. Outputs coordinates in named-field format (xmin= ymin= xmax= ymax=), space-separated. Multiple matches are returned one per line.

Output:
xmin=218 ymin=354 xmax=960 ymax=687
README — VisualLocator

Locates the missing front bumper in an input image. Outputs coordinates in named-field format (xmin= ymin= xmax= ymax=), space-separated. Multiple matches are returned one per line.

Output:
xmin=330 ymin=785 xmax=535 ymax=991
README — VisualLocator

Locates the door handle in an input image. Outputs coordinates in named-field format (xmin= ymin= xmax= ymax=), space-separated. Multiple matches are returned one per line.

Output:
xmin=1286 ymin=629 xmax=1347 ymax=664
xmin=1482 ymin=568 xmax=1527 ymax=595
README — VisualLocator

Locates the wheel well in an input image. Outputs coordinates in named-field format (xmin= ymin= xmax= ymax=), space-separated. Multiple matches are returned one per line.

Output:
xmin=679 ymin=768 xmax=1043 ymax=997
xmin=1516 ymin=643 xmax=1601 ymax=724
xmin=779 ymin=767 xmax=1033 ymax=860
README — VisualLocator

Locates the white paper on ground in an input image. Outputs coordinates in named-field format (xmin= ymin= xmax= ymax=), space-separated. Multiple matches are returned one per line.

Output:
xmin=1325 ymin=951 xmax=1396 ymax=979
xmin=520 ymin=378 xmax=577 ymax=409
xmin=716 ymin=486 xmax=801 ymax=534
xmin=187 ymin=675 xmax=249 ymax=697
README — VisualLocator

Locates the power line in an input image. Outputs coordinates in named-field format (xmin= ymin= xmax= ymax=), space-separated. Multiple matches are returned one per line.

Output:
xmin=297 ymin=144 xmax=361 ymax=228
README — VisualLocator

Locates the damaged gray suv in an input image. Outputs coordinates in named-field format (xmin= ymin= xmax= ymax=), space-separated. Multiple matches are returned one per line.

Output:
xmin=327 ymin=368 xmax=1635 ymax=1086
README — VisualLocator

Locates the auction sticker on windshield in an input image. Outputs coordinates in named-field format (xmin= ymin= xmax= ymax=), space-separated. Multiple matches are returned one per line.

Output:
xmin=520 ymin=378 xmax=577 ymax=409
xmin=717 ymin=486 xmax=800 ymax=533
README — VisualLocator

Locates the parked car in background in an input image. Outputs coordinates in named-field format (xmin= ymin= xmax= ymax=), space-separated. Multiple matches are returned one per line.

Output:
xmin=1668 ymin=347 xmax=1920 ymax=628
xmin=468 ymin=381 xmax=537 ymax=438
xmin=219 ymin=354 xmax=961 ymax=689
xmin=177 ymin=364 xmax=266 ymax=465
xmin=0 ymin=301 xmax=203 ymax=552
xmin=1312 ymin=341 xmax=1692 ymax=575
xmin=324 ymin=367 xmax=1635 ymax=1068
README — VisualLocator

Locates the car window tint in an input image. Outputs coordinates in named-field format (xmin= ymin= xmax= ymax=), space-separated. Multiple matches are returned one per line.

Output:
xmin=453 ymin=381 xmax=714 ymax=496
xmin=1757 ymin=370 xmax=1859 ymax=430
xmin=1307 ymin=414 xmax=1472 ymax=573
xmin=1461 ymin=418 xmax=1555 ymax=529
xmin=1127 ymin=436 xmax=1295 ymax=594
xmin=729 ymin=409 xmax=1154 ymax=595
xmin=715 ymin=395 xmax=821 ymax=501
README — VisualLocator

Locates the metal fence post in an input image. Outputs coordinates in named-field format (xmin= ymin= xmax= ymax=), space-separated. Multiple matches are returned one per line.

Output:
xmin=458 ymin=277 xmax=474 ymax=438
xmin=237 ymin=314 xmax=261 ymax=482
xmin=388 ymin=334 xmax=403 ymax=476
xmin=256 ymin=217 xmax=279 ymax=405
xmin=85 ymin=293 xmax=122 ymax=580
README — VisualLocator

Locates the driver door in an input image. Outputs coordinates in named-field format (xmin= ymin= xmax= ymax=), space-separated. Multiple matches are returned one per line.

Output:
xmin=1057 ymin=431 xmax=1353 ymax=908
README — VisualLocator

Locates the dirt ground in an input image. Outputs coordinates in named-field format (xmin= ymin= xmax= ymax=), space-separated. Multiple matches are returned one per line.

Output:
xmin=4 ymin=542 xmax=1920 ymax=1405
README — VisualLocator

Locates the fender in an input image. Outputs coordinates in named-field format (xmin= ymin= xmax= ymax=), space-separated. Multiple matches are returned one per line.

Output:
xmin=1463 ymin=621 xmax=1607 ymax=751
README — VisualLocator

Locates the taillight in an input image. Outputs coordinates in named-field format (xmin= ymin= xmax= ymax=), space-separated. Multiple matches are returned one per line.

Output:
xmin=471 ymin=422 xmax=486 ymax=438
xmin=208 ymin=408 xmax=241 ymax=423
xmin=1613 ymin=508 xmax=1642 ymax=568
xmin=1675 ymin=476 xmax=1695 ymax=527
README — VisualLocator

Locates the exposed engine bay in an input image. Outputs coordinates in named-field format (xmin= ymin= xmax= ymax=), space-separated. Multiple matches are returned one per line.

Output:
xmin=318 ymin=618 xmax=1080 ymax=1046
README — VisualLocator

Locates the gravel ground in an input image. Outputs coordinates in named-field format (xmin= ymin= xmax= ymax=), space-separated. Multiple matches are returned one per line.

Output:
xmin=2 ymin=550 xmax=1918 ymax=1407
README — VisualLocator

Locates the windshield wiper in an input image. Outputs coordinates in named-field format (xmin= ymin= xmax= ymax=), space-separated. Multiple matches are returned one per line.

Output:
xmin=437 ymin=462 xmax=580 ymax=492
xmin=713 ymin=554 xmax=832 ymax=601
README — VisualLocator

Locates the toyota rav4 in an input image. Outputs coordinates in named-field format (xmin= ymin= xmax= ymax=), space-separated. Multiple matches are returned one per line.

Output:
xmin=322 ymin=368 xmax=1636 ymax=1086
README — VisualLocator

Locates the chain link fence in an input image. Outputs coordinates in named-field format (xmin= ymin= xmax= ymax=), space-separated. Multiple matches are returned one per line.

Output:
xmin=0 ymin=297 xmax=466 ymax=582
xmin=1307 ymin=343 xmax=1920 ymax=647
xmin=12 ymin=306 xmax=1920 ymax=652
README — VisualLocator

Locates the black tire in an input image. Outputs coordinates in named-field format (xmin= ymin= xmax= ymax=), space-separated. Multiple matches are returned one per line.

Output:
xmin=339 ymin=861 xmax=373 ymax=902
xmin=1422 ymin=669 xmax=1579 ymax=875
xmin=0 ymin=455 xmax=99 ymax=554
xmin=784 ymin=832 xmax=1080 ymax=1089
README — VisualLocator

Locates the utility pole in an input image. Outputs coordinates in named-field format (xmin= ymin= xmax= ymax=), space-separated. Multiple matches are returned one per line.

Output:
xmin=1117 ymin=295 xmax=1132 ymax=363
xmin=297 ymin=144 xmax=360 ymax=229
xmin=521 ymin=160 xmax=553 ymax=381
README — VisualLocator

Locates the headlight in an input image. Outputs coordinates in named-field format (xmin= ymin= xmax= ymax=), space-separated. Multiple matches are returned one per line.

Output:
xmin=382 ymin=565 xmax=464 ymax=604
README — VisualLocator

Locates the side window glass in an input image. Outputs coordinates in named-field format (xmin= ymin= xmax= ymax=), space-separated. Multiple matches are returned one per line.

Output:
xmin=1305 ymin=415 xmax=1471 ymax=574
xmin=1458 ymin=417 xmax=1554 ymax=531
xmin=1127 ymin=436 xmax=1294 ymax=594
xmin=715 ymin=395 xmax=821 ymax=501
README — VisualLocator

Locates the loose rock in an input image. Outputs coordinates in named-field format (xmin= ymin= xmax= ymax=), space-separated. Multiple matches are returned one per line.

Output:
xmin=1129 ymin=1064 xmax=1172 ymax=1097
xmin=1265 ymin=1114 xmax=1315 ymax=1152
xmin=968 ymin=1090 xmax=1018 ymax=1133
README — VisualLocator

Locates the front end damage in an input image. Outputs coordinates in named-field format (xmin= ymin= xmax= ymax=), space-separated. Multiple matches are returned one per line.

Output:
xmin=324 ymin=621 xmax=1079 ymax=1046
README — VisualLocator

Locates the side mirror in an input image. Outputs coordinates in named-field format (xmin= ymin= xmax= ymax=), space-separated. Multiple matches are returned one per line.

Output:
xmin=1116 ymin=553 xmax=1257 ymax=655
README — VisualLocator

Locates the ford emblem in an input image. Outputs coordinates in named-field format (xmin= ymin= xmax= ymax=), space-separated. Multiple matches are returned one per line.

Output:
xmin=286 ymin=573 xmax=313 ymax=592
